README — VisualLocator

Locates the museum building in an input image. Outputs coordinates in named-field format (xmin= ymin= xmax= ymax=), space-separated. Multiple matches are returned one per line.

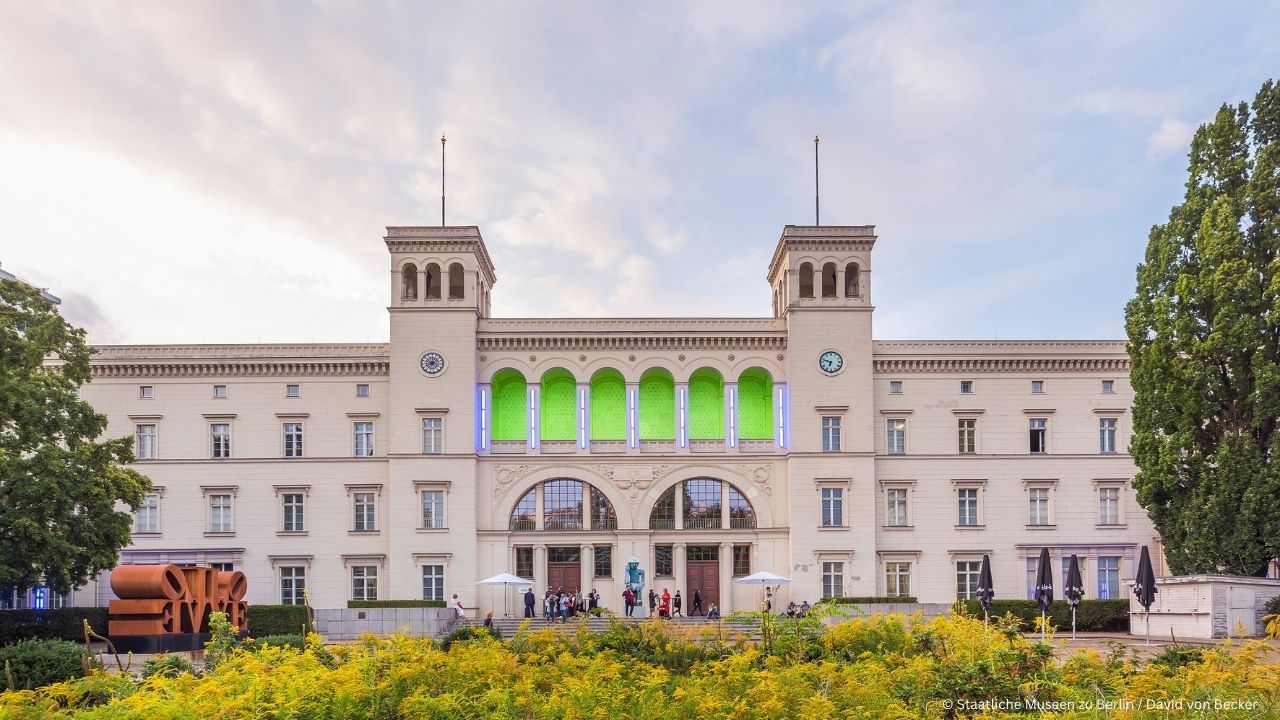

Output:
xmin=50 ymin=224 xmax=1159 ymax=613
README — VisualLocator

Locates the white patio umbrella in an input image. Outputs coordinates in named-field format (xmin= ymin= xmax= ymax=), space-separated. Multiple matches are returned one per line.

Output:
xmin=734 ymin=571 xmax=792 ymax=612
xmin=476 ymin=572 xmax=535 ymax=618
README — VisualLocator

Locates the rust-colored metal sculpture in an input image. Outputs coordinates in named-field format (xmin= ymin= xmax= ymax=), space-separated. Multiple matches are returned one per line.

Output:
xmin=108 ymin=565 xmax=248 ymax=650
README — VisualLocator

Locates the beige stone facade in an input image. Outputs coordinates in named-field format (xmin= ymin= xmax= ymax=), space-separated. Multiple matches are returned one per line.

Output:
xmin=60 ymin=224 xmax=1159 ymax=613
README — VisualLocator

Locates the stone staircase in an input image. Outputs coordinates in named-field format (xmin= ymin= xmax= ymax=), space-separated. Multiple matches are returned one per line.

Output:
xmin=458 ymin=613 xmax=762 ymax=640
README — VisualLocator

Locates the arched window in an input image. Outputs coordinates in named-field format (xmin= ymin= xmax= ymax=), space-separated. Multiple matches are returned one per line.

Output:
xmin=688 ymin=368 xmax=723 ymax=440
xmin=821 ymin=262 xmax=837 ymax=298
xmin=639 ymin=368 xmax=675 ymax=440
xmin=737 ymin=368 xmax=773 ymax=440
xmin=401 ymin=263 xmax=418 ymax=300
xmin=448 ymin=263 xmax=464 ymax=299
xmin=648 ymin=478 xmax=758 ymax=530
xmin=425 ymin=262 xmax=441 ymax=299
xmin=540 ymin=368 xmax=576 ymax=441
xmin=844 ymin=262 xmax=860 ymax=297
xmin=491 ymin=369 xmax=527 ymax=442
xmin=798 ymin=262 xmax=814 ymax=298
xmin=508 ymin=479 xmax=618 ymax=531
xmin=589 ymin=369 xmax=626 ymax=441
xmin=728 ymin=486 xmax=756 ymax=529
xmin=649 ymin=486 xmax=675 ymax=529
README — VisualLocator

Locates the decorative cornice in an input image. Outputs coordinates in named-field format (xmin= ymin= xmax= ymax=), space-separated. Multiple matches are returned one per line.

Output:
xmin=873 ymin=357 xmax=1130 ymax=373
xmin=477 ymin=335 xmax=786 ymax=352
xmin=89 ymin=360 xmax=390 ymax=378
xmin=384 ymin=226 xmax=497 ymax=285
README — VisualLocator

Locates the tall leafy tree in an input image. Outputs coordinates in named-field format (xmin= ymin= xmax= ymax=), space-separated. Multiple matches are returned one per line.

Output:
xmin=0 ymin=279 xmax=150 ymax=594
xmin=1126 ymin=79 xmax=1280 ymax=576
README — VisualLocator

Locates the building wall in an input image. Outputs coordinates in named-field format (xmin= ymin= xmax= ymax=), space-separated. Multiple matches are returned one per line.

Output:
xmin=61 ymin=225 xmax=1158 ymax=612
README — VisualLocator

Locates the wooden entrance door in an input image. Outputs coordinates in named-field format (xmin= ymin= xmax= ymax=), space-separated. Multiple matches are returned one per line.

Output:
xmin=547 ymin=547 xmax=581 ymax=593
xmin=687 ymin=561 xmax=719 ymax=611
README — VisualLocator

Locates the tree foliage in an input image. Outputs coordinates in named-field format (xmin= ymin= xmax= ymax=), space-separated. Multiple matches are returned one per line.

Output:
xmin=0 ymin=279 xmax=150 ymax=594
xmin=1126 ymin=79 xmax=1280 ymax=575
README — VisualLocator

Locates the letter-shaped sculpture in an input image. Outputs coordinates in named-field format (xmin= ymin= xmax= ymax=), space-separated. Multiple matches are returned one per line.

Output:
xmin=108 ymin=565 xmax=248 ymax=642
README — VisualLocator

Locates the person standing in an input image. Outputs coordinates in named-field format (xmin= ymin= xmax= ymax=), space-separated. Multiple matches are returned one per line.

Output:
xmin=544 ymin=590 xmax=555 ymax=624
xmin=691 ymin=589 xmax=703 ymax=616
xmin=622 ymin=587 xmax=635 ymax=617
xmin=648 ymin=588 xmax=657 ymax=617
xmin=524 ymin=588 xmax=536 ymax=618
xmin=660 ymin=588 xmax=671 ymax=619
xmin=673 ymin=590 xmax=683 ymax=617
xmin=559 ymin=592 xmax=571 ymax=623
xmin=588 ymin=589 xmax=599 ymax=611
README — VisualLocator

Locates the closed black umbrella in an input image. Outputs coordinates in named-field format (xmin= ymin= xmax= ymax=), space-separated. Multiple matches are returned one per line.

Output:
xmin=1034 ymin=547 xmax=1053 ymax=640
xmin=1064 ymin=554 xmax=1085 ymax=639
xmin=1134 ymin=545 xmax=1158 ymax=645
xmin=976 ymin=554 xmax=995 ymax=625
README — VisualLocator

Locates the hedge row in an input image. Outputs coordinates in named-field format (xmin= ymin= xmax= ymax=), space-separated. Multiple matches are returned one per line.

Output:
xmin=960 ymin=599 xmax=1130 ymax=632
xmin=347 ymin=599 xmax=447 ymax=609
xmin=828 ymin=597 xmax=919 ymax=604
xmin=246 ymin=605 xmax=312 ymax=637
xmin=0 ymin=608 xmax=108 ymax=646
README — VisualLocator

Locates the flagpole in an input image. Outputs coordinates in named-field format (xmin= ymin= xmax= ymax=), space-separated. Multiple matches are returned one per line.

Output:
xmin=813 ymin=135 xmax=820 ymax=226
xmin=440 ymin=134 xmax=447 ymax=227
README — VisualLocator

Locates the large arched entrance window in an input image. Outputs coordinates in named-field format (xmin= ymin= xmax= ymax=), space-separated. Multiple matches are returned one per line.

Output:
xmin=491 ymin=369 xmax=527 ymax=442
xmin=509 ymin=479 xmax=620 ymax=531
xmin=648 ymin=478 xmax=757 ymax=530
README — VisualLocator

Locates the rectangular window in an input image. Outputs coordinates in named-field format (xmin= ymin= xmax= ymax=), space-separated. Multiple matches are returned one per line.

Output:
xmin=885 ymin=562 xmax=911 ymax=598
xmin=352 ymin=566 xmax=378 ymax=601
xmin=1028 ymin=487 xmax=1050 ymax=525
xmin=821 ymin=416 xmax=841 ymax=452
xmin=139 ymin=385 xmax=153 ymax=399
xmin=960 ymin=380 xmax=974 ymax=394
xmin=956 ymin=561 xmax=980 ymax=599
xmin=135 ymin=424 xmax=156 ymax=460
xmin=209 ymin=494 xmax=232 ymax=533
xmin=820 ymin=487 xmax=844 ymax=527
xmin=213 ymin=384 xmax=227 ymax=399
xmin=282 ymin=493 xmax=305 ymax=532
xmin=353 ymin=492 xmax=376 ymax=532
xmin=594 ymin=546 xmax=612 ymax=577
xmin=354 ymin=421 xmax=375 ymax=457
xmin=420 ymin=490 xmax=445 ymax=529
xmin=1097 ymin=556 xmax=1120 ymax=599
xmin=134 ymin=493 xmax=159 ymax=534
xmin=211 ymin=423 xmax=231 ymax=459
xmin=957 ymin=419 xmax=976 ymax=454
xmin=209 ymin=562 xmax=234 ymax=572
xmin=1101 ymin=380 xmax=1114 ymax=393
xmin=886 ymin=418 xmax=906 ymax=455
xmin=356 ymin=383 xmax=371 ymax=397
xmin=821 ymin=561 xmax=844 ymax=599
xmin=422 ymin=565 xmax=444 ymax=601
xmin=422 ymin=418 xmax=443 ymax=454
xmin=1031 ymin=380 xmax=1044 ymax=393
xmin=1098 ymin=487 xmax=1120 ymax=525
xmin=1099 ymin=418 xmax=1117 ymax=453
xmin=957 ymin=488 xmax=978 ymax=526
xmin=1029 ymin=418 xmax=1047 ymax=454
xmin=514 ymin=547 xmax=534 ymax=580
xmin=885 ymin=488 xmax=908 ymax=526
xmin=280 ymin=566 xmax=306 ymax=605
xmin=889 ymin=380 xmax=903 ymax=394
xmin=655 ymin=545 xmax=673 ymax=576
xmin=286 ymin=384 xmax=300 ymax=398
xmin=283 ymin=423 xmax=304 ymax=458
xmin=732 ymin=544 xmax=750 ymax=577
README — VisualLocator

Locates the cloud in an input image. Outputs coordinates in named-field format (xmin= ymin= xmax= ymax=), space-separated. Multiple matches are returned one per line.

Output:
xmin=1147 ymin=118 xmax=1197 ymax=156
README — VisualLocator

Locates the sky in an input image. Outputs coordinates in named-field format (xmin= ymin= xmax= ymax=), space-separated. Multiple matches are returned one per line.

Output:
xmin=1 ymin=1 xmax=1278 ymax=345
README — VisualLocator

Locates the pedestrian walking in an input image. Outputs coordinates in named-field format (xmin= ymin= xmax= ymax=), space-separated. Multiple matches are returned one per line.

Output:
xmin=673 ymin=590 xmax=683 ymax=617
xmin=622 ymin=587 xmax=636 ymax=617
xmin=691 ymin=589 xmax=703 ymax=616
xmin=660 ymin=589 xmax=671 ymax=619
xmin=648 ymin=589 xmax=657 ymax=617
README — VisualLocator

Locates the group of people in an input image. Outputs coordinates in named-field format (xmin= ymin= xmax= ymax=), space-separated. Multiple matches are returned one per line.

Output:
xmin=639 ymin=588 xmax=719 ymax=619
xmin=525 ymin=587 xmax=599 ymax=623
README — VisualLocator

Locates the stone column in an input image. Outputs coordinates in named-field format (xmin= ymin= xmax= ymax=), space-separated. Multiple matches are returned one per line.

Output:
xmin=721 ymin=482 xmax=731 ymax=530
xmin=534 ymin=544 xmax=547 ymax=595
xmin=674 ymin=484 xmax=684 ymax=530
xmin=580 ymin=544 xmax=594 ymax=597
xmin=673 ymin=542 xmax=687 ymax=610
xmin=719 ymin=542 xmax=734 ymax=613
xmin=534 ymin=486 xmax=544 ymax=532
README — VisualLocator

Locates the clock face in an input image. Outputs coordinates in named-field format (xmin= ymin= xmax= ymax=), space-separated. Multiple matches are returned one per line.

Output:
xmin=419 ymin=352 xmax=445 ymax=375
xmin=819 ymin=351 xmax=843 ymax=374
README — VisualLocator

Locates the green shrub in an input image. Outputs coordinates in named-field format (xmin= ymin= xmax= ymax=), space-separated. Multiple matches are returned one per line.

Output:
xmin=0 ymin=638 xmax=91 ymax=690
xmin=0 ymin=608 xmax=109 ymax=646
xmin=246 ymin=604 xmax=311 ymax=637
xmin=959 ymin=599 xmax=1129 ymax=631
xmin=1264 ymin=593 xmax=1280 ymax=617
xmin=141 ymin=654 xmax=196 ymax=679
xmin=1148 ymin=646 xmax=1205 ymax=672
xmin=439 ymin=625 xmax=500 ymax=651
xmin=827 ymin=596 xmax=919 ymax=604
xmin=244 ymin=634 xmax=305 ymax=651
xmin=347 ymin=599 xmax=446 ymax=608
